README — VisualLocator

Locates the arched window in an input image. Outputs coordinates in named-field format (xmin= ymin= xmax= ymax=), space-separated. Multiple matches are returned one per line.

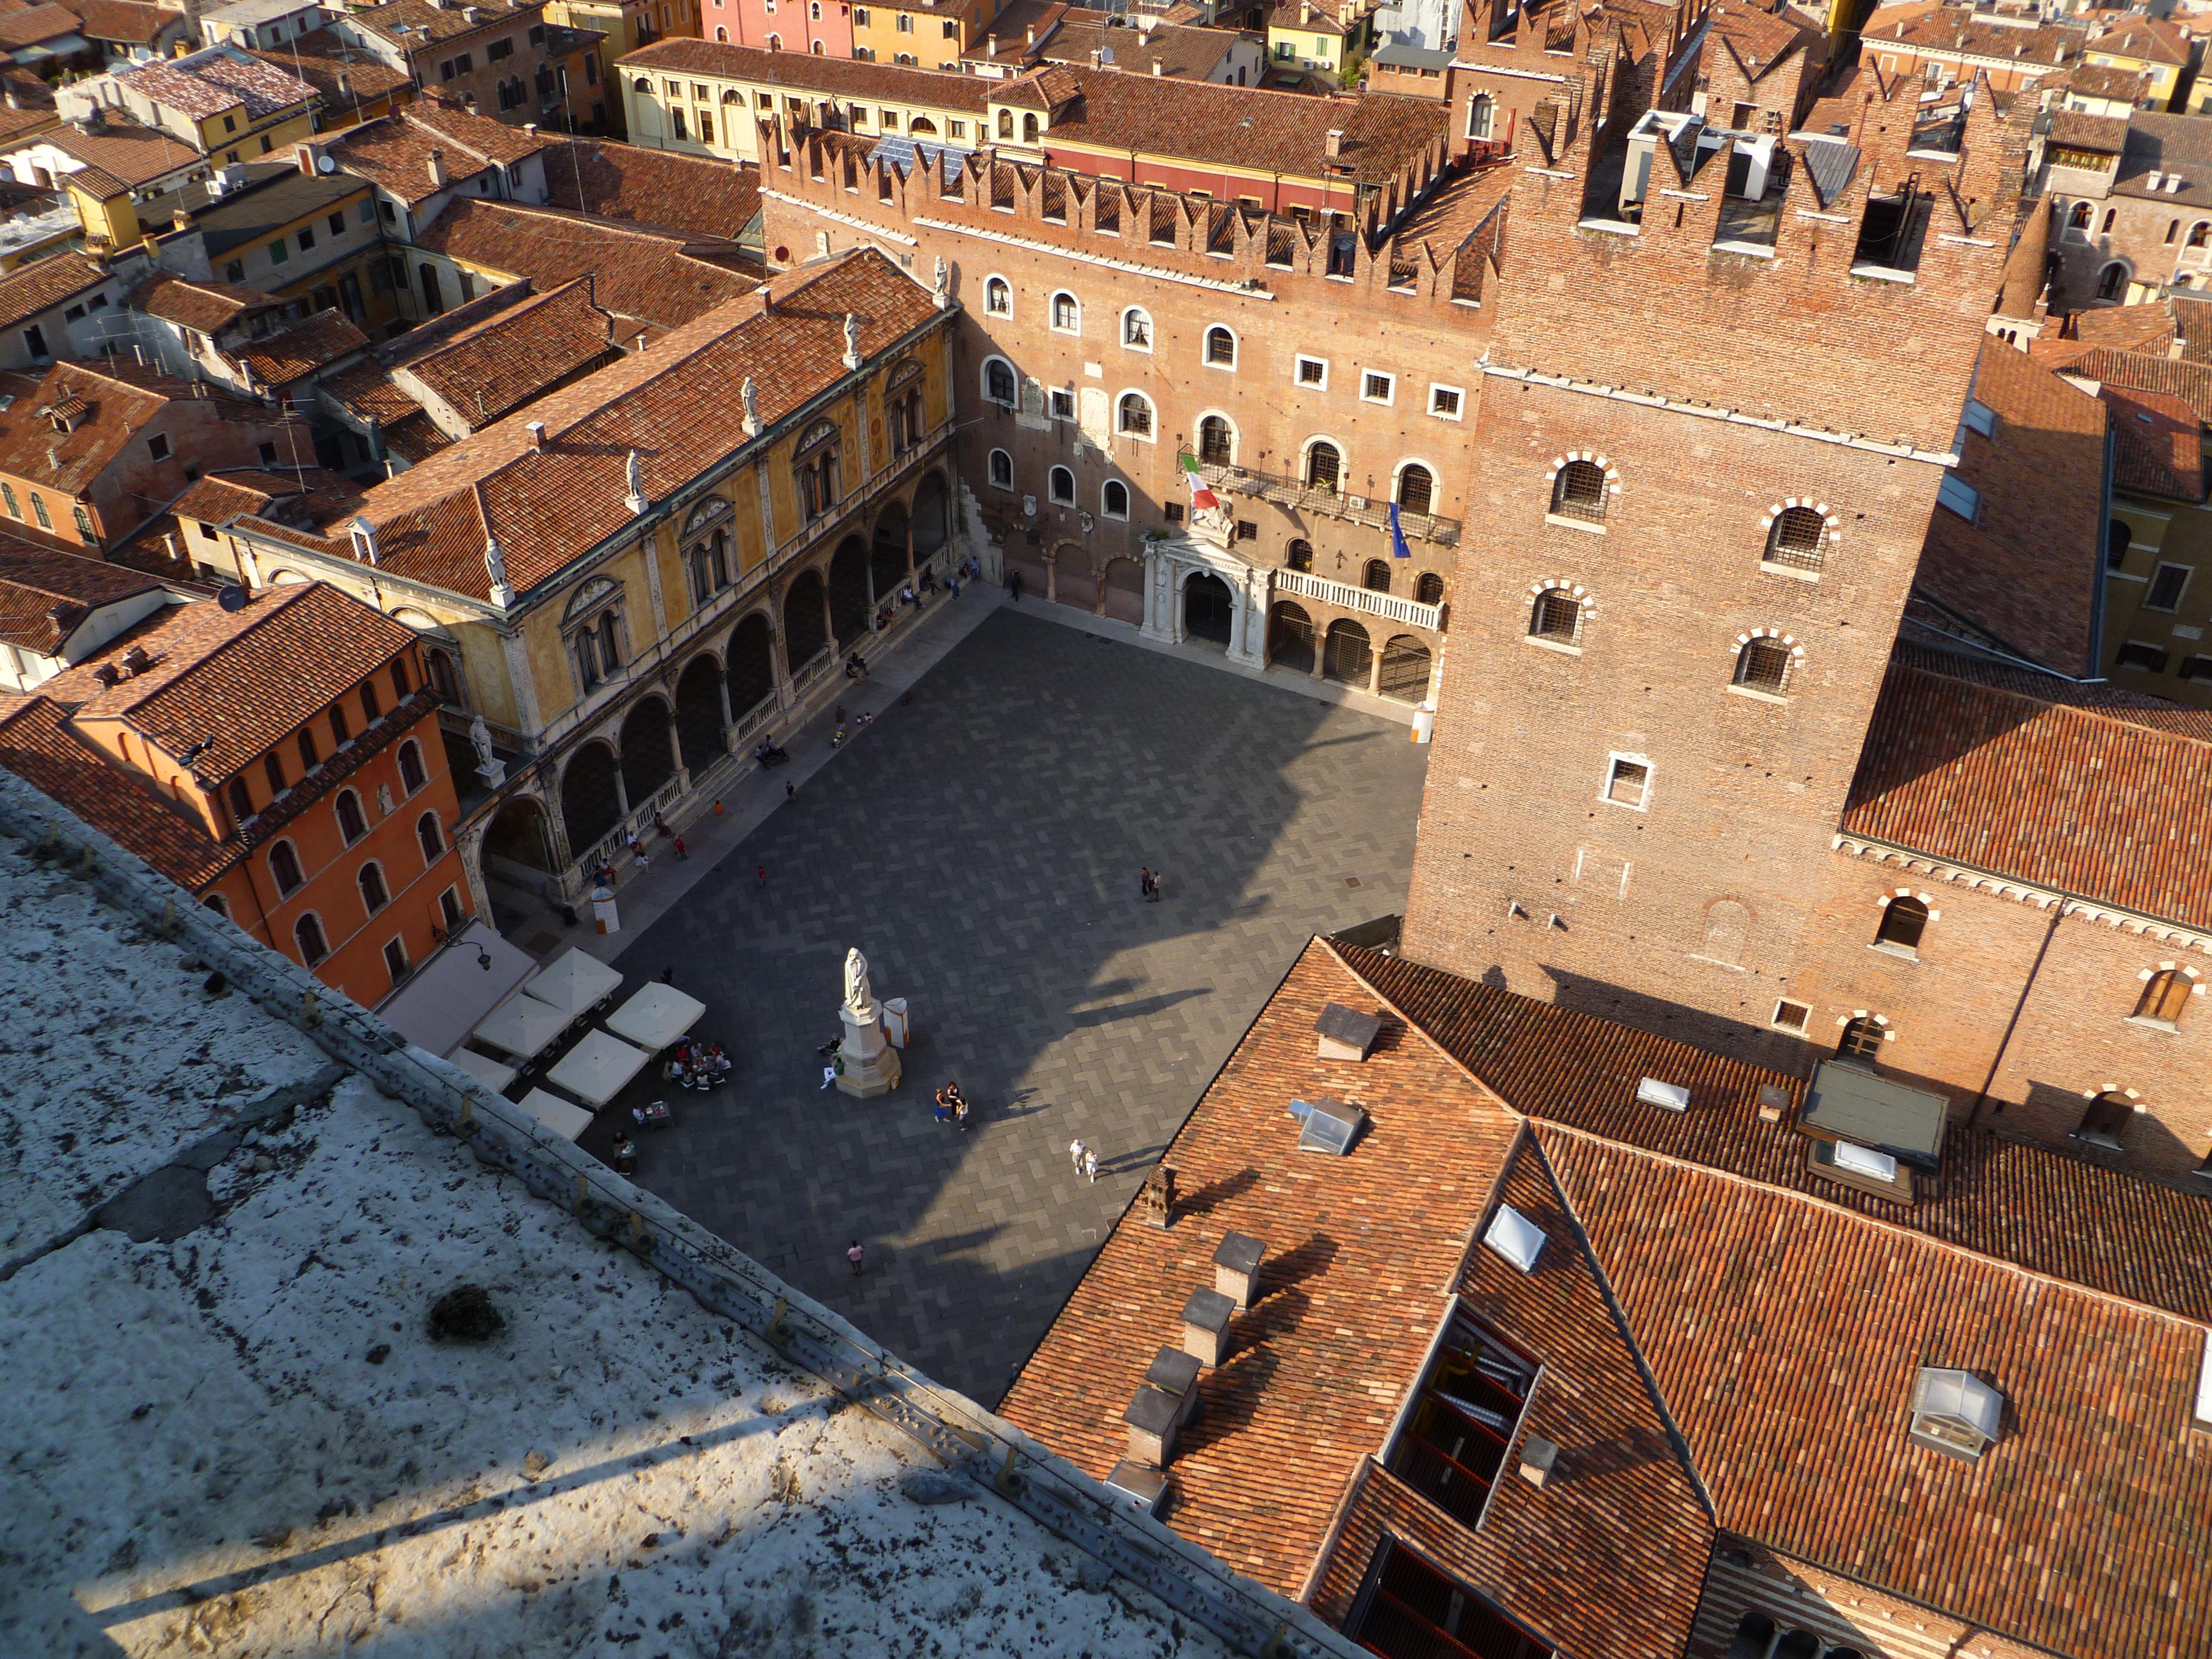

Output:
xmin=297 ymin=726 xmax=318 ymax=773
xmin=794 ymin=419 xmax=840 ymax=523
xmin=2191 ymin=223 xmax=2211 ymax=251
xmin=1530 ymin=587 xmax=1580 ymax=642
xmin=1050 ymin=291 xmax=1079 ymax=332
xmin=1048 ymin=464 xmax=1075 ymax=505
xmin=1734 ymin=637 xmax=1793 ymax=692
xmin=2073 ymin=1091 xmax=2133 ymax=1151
xmin=984 ymin=357 xmax=1016 ymax=406
xmin=714 ymin=24 xmax=727 ymax=39
xmin=2168 ymin=219 xmax=2183 ymax=244
xmin=1204 ymin=326 xmax=1235 ymax=367
xmin=294 ymin=912 xmax=329 ymax=968
xmin=1415 ymin=572 xmax=1445 ymax=606
xmin=270 ymin=839 xmax=304 ymax=896
xmin=390 ymin=657 xmax=410 ymax=699
xmin=359 ymin=861 xmax=389 ymax=915
xmin=689 ymin=527 xmax=732 ymax=601
xmin=1286 ymin=539 xmax=1313 ymax=572
xmin=1363 ymin=559 xmax=1392 ymax=593
xmin=2097 ymin=261 xmax=2128 ymax=301
xmin=1198 ymin=414 xmax=1233 ymax=465
xmin=203 ymin=892 xmax=229 ymax=920
xmin=2101 ymin=207 xmax=2117 ymax=235
xmin=2135 ymin=968 xmax=2192 ymax=1025
xmin=2069 ymin=201 xmax=2092 ymax=230
xmin=1551 ymin=460 xmax=1608 ymax=522
xmin=417 ymin=811 xmax=443 ymax=862
xmin=397 ymin=739 xmax=427 ymax=794
xmin=1305 ymin=441 xmax=1341 ymax=491
xmin=764 ymin=32 xmax=781 ymax=47
xmin=1121 ymin=307 xmax=1152 ymax=349
xmin=997 ymin=109 xmax=1013 ymax=139
xmin=335 ymin=788 xmax=368 ymax=844
xmin=988 ymin=448 xmax=1013 ymax=488
xmin=1837 ymin=1016 xmax=1884 ymax=1064
xmin=1875 ymin=895 xmax=1928 ymax=952
xmin=1102 ymin=479 xmax=1130 ymax=519
xmin=984 ymin=275 xmax=1011 ymax=316
xmin=1023 ymin=112 xmax=1039 ymax=143
xmin=226 ymin=776 xmax=253 ymax=825
xmin=1396 ymin=464 xmax=1434 ymax=517
xmin=1117 ymin=392 xmax=1154 ymax=439
xmin=1767 ymin=506 xmax=1826 ymax=571
xmin=633 ymin=76 xmax=651 ymax=93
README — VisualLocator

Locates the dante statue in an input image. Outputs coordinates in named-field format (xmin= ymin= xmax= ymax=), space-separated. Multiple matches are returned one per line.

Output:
xmin=842 ymin=947 xmax=875 ymax=1018
xmin=469 ymin=714 xmax=494 ymax=771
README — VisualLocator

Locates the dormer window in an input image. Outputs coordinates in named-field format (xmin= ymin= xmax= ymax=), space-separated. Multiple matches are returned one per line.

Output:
xmin=1384 ymin=1307 xmax=1539 ymax=1529
xmin=1908 ymin=1367 xmax=2004 ymax=1460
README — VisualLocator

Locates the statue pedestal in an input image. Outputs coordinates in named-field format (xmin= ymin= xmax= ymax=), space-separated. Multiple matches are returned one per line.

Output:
xmin=835 ymin=1003 xmax=902 ymax=1098
xmin=475 ymin=760 xmax=507 ymax=790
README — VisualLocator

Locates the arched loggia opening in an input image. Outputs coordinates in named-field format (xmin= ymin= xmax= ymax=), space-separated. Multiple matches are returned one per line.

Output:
xmin=872 ymin=499 xmax=910 ymax=601
xmin=784 ymin=570 xmax=827 ymax=671
xmin=828 ymin=537 xmax=870 ymax=642
xmin=560 ymin=741 xmax=621 ymax=855
xmin=727 ymin=611 xmax=775 ymax=722
xmin=673 ymin=654 xmax=726 ymax=773
xmin=619 ymin=697 xmax=676 ymax=806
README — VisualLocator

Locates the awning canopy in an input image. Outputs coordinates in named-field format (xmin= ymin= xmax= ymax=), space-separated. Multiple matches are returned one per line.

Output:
xmin=515 ymin=1087 xmax=593 ymax=1142
xmin=546 ymin=1029 xmax=654 ymax=1109
xmin=376 ymin=920 xmax=537 ymax=1057
xmin=472 ymin=989 xmax=570 ymax=1064
xmin=606 ymin=982 xmax=706 ymax=1052
xmin=448 ymin=1047 xmax=518 ymax=1094
xmin=527 ymin=948 xmax=623 ymax=1021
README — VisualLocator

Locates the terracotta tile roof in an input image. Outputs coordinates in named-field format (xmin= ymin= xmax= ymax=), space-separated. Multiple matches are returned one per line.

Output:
xmin=0 ymin=691 xmax=240 ymax=888
xmin=2114 ymin=112 xmax=2212 ymax=207
xmin=236 ymin=308 xmax=370 ymax=389
xmin=2089 ymin=14 xmax=2192 ymax=66
xmin=1841 ymin=652 xmax=2212 ymax=932
xmin=247 ymin=27 xmax=413 ymax=112
xmin=1304 ymin=1131 xmax=1716 ymax=1659
xmin=619 ymin=37 xmax=991 ymax=112
xmin=169 ymin=465 xmax=366 ymax=533
xmin=324 ymin=100 xmax=554 ymax=206
xmin=41 ymin=581 xmax=416 ymax=778
xmin=1864 ymin=10 xmax=2079 ymax=70
xmin=1543 ymin=1123 xmax=2212 ymax=1659
xmin=75 ymin=0 xmax=177 ymax=43
xmin=542 ymin=140 xmax=762 ymax=243
xmin=294 ymin=248 xmax=934 ymax=601
xmin=2101 ymin=381 xmax=2203 ymax=500
xmin=411 ymin=198 xmax=752 ymax=330
xmin=47 ymin=120 xmax=200 ymax=190
xmin=1710 ymin=2 xmax=1815 ymax=78
xmin=111 ymin=45 xmax=315 ymax=121
xmin=2046 ymin=107 xmax=2128 ymax=151
xmin=997 ymin=942 xmax=1526 ymax=1599
xmin=126 ymin=270 xmax=285 ymax=334
xmin=0 ymin=252 xmax=108 ymax=332
xmin=350 ymin=0 xmax=547 ymax=52
xmin=395 ymin=276 xmax=619 ymax=425
xmin=0 ymin=537 xmax=160 ymax=653
xmin=1914 ymin=341 xmax=2107 ymax=675
xmin=0 ymin=359 xmax=294 ymax=503
xmin=404 ymin=90 xmax=557 ymax=167
xmin=2062 ymin=60 xmax=2152 ymax=100
xmin=1026 ymin=14 xmax=1249 ymax=80
xmin=997 ymin=61 xmax=1083 ymax=112
xmin=0 ymin=3 xmax=84 ymax=48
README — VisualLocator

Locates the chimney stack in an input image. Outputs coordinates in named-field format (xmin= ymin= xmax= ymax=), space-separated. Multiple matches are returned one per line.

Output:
xmin=1213 ymin=1232 xmax=1264 ymax=1310
xmin=1025 ymin=23 xmax=1035 ymax=42
xmin=1151 ymin=56 xmax=1163 ymax=75
xmin=1324 ymin=127 xmax=1344 ymax=160
xmin=1179 ymin=1286 xmax=1234 ymax=1368
xmin=1090 ymin=46 xmax=1102 ymax=67
xmin=527 ymin=419 xmax=547 ymax=450
xmin=427 ymin=147 xmax=448 ymax=185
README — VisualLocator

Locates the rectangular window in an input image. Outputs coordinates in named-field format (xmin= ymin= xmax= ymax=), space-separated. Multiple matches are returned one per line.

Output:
xmin=1772 ymin=999 xmax=1811 ymax=1033
xmin=1963 ymin=397 xmax=1995 ymax=437
xmin=327 ymin=211 xmax=346 ymax=237
xmin=440 ymin=57 xmax=455 ymax=79
xmin=2182 ymin=654 xmax=2212 ymax=682
xmin=1936 ymin=473 xmax=1979 ymax=523
xmin=440 ymin=886 xmax=464 ymax=928
xmin=383 ymin=937 xmax=411 ymax=986
xmin=147 ymin=433 xmax=170 ymax=461
xmin=2145 ymin=562 xmax=2193 ymax=611
xmin=20 ymin=325 xmax=43 ymax=359
xmin=1429 ymin=384 xmax=1463 ymax=419
xmin=2116 ymin=641 xmax=2172 ymax=673
xmin=529 ymin=22 xmax=545 ymax=43
xmin=1164 ymin=502 xmax=1184 ymax=523
xmin=487 ymin=35 xmax=513 ymax=59
xmin=455 ymin=52 xmax=472 ymax=72
xmin=62 ymin=304 xmax=83 ymax=323
xmin=1360 ymin=371 xmax=1394 ymax=405
xmin=297 ymin=225 xmax=315 ymax=251
xmin=672 ymin=107 xmax=687 ymax=140
xmin=1049 ymin=388 xmax=1075 ymax=420
xmin=1294 ymin=354 xmax=1327 ymax=389
xmin=881 ymin=108 xmax=899 ymax=129
xmin=1603 ymin=755 xmax=1650 ymax=810
xmin=268 ymin=237 xmax=289 ymax=264
xmin=948 ymin=119 xmax=966 ymax=138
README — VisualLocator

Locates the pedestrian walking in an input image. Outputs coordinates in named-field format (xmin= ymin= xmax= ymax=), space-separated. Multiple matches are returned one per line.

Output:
xmin=1083 ymin=1147 xmax=1099 ymax=1184
xmin=932 ymin=1086 xmax=953 ymax=1126
xmin=954 ymin=1096 xmax=971 ymax=1132
xmin=1145 ymin=869 xmax=1162 ymax=903
xmin=625 ymin=831 xmax=641 ymax=857
xmin=671 ymin=835 xmax=687 ymax=861
xmin=1138 ymin=867 xmax=1153 ymax=902
xmin=755 ymin=864 xmax=768 ymax=890
xmin=633 ymin=849 xmax=650 ymax=874
xmin=1069 ymin=1136 xmax=1088 ymax=1173
xmin=785 ymin=780 xmax=797 ymax=802
xmin=846 ymin=1240 xmax=865 ymax=1277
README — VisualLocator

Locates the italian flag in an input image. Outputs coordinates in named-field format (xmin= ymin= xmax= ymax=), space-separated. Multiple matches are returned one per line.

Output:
xmin=1180 ymin=453 xmax=1221 ymax=514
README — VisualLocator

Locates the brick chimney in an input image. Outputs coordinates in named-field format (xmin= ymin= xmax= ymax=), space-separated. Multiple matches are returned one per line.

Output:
xmin=1151 ymin=56 xmax=1163 ymax=75
xmin=427 ymin=147 xmax=448 ymax=186
xmin=1324 ymin=127 xmax=1344 ymax=160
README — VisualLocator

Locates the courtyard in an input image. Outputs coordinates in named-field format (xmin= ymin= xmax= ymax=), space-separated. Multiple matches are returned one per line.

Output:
xmin=584 ymin=606 xmax=1429 ymax=1406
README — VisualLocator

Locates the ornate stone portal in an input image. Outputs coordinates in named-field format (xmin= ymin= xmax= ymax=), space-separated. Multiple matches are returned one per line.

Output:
xmin=835 ymin=946 xmax=902 ymax=1098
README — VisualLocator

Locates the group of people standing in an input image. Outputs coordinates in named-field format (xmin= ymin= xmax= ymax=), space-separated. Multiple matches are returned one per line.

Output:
xmin=932 ymin=1081 xmax=970 ymax=1130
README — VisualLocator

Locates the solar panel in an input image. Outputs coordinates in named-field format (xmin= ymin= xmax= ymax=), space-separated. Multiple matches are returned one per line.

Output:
xmin=1298 ymin=1099 xmax=1364 ymax=1156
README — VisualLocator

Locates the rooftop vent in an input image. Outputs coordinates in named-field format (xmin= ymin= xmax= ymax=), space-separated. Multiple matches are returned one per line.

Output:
xmin=1908 ymin=1366 xmax=2004 ymax=1460
xmin=1213 ymin=1231 xmax=1264 ymax=1310
xmin=1517 ymin=1435 xmax=1560 ymax=1488
xmin=1287 ymin=1096 xmax=1365 ymax=1155
xmin=1314 ymin=1001 xmax=1381 ymax=1061
xmin=120 ymin=644 xmax=153 ymax=675
xmin=92 ymin=662 xmax=119 ymax=688
xmin=1482 ymin=1203 xmax=1545 ymax=1273
xmin=1103 ymin=1460 xmax=1170 ymax=1515
xmin=1756 ymin=1083 xmax=1789 ymax=1123
xmin=1635 ymin=1075 xmax=1690 ymax=1112
xmin=1180 ymin=1286 xmax=1234 ymax=1368
xmin=1145 ymin=1345 xmax=1202 ymax=1428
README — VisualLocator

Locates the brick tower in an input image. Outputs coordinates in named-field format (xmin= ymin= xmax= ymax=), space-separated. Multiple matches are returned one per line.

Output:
xmin=1401 ymin=45 xmax=2023 ymax=1061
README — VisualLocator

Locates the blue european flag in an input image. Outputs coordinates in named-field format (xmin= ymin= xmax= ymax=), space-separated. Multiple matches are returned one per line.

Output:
xmin=1389 ymin=501 xmax=1411 ymax=559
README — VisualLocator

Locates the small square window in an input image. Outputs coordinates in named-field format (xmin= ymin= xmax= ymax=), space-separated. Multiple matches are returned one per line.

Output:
xmin=1361 ymin=371 xmax=1394 ymax=406
xmin=1428 ymin=384 xmax=1463 ymax=420
xmin=297 ymin=225 xmax=315 ymax=251
xmin=147 ymin=433 xmax=170 ymax=461
xmin=267 ymin=238 xmax=290 ymax=264
xmin=1049 ymin=388 xmax=1075 ymax=420
xmin=1603 ymin=756 xmax=1650 ymax=810
xmin=1164 ymin=502 xmax=1184 ymax=523
xmin=2145 ymin=562 xmax=2193 ymax=611
xmin=1294 ymin=354 xmax=1328 ymax=389
xmin=328 ymin=211 xmax=345 ymax=236
xmin=1235 ymin=520 xmax=1257 ymax=541
xmin=1772 ymin=999 xmax=1811 ymax=1033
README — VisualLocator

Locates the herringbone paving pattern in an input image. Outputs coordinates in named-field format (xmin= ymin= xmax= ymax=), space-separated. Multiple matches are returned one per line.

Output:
xmin=598 ymin=607 xmax=1428 ymax=1405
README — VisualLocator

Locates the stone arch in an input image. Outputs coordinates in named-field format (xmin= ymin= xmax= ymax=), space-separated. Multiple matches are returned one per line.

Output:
xmin=727 ymin=609 xmax=775 ymax=721
xmin=1377 ymin=633 xmax=1430 ymax=703
xmin=619 ymin=696 xmax=676 ymax=805
xmin=1269 ymin=601 xmax=1315 ymax=673
xmin=1323 ymin=618 xmax=1372 ymax=686
xmin=674 ymin=653 xmax=726 ymax=774
xmin=483 ymin=792 xmax=556 ymax=880
xmin=1183 ymin=569 xmax=1233 ymax=648
xmin=871 ymin=499 xmax=909 ymax=601
xmin=828 ymin=536 xmax=870 ymax=642
xmin=910 ymin=470 xmax=949 ymax=565
xmin=560 ymin=741 xmax=621 ymax=855
xmin=784 ymin=570 xmax=827 ymax=671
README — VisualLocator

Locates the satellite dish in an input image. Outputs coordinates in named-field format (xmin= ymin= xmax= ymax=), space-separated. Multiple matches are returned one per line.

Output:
xmin=217 ymin=584 xmax=249 ymax=612
xmin=317 ymin=155 xmax=336 ymax=174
